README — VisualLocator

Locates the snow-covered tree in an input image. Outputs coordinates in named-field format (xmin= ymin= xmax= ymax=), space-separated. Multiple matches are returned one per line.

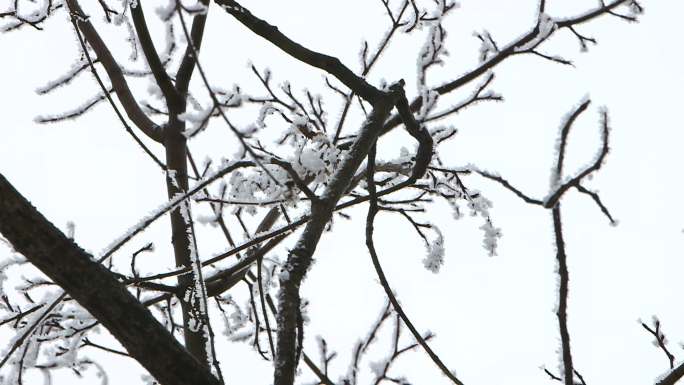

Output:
xmin=1 ymin=1 xmax=678 ymax=385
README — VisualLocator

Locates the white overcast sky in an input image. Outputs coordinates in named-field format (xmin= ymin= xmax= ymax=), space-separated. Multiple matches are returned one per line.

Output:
xmin=1 ymin=0 xmax=684 ymax=384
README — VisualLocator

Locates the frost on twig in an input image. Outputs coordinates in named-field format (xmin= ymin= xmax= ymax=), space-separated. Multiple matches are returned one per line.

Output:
xmin=34 ymin=90 xmax=112 ymax=124
xmin=641 ymin=316 xmax=677 ymax=370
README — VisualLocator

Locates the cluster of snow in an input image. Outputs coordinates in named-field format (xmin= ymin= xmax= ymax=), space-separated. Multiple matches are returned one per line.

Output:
xmin=218 ymin=2 xmax=244 ymax=14
xmin=428 ymin=167 xmax=503 ymax=256
xmin=369 ymin=359 xmax=387 ymax=378
xmin=416 ymin=23 xmax=447 ymax=87
xmin=429 ymin=125 xmax=458 ymax=145
xmin=413 ymin=1 xmax=459 ymax=124
xmin=155 ymin=0 xmax=175 ymax=20
xmin=467 ymin=193 xmax=501 ymax=256
xmin=256 ymin=102 xmax=278 ymax=129
xmin=147 ymin=79 xmax=165 ymax=100
xmin=184 ymin=1 xmax=208 ymax=14
xmin=480 ymin=220 xmax=502 ymax=256
xmin=0 ymin=288 xmax=104 ymax=383
xmin=215 ymin=84 xmax=246 ymax=107
xmin=423 ymin=227 xmax=445 ymax=273
xmin=6 ymin=0 xmax=52 ymax=25
xmin=475 ymin=30 xmax=498 ymax=62
xmin=0 ymin=255 xmax=25 ymax=296
xmin=516 ymin=13 xmax=556 ymax=52
xmin=141 ymin=374 xmax=160 ymax=385
xmin=179 ymin=104 xmax=214 ymax=135
xmin=418 ymin=88 xmax=439 ymax=121
xmin=66 ymin=221 xmax=76 ymax=239
xmin=626 ymin=0 xmax=643 ymax=15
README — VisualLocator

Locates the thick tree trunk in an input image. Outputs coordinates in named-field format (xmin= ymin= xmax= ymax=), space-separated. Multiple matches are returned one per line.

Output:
xmin=0 ymin=173 xmax=220 ymax=385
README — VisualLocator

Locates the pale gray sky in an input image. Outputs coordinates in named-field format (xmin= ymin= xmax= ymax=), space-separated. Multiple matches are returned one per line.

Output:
xmin=1 ymin=0 xmax=683 ymax=384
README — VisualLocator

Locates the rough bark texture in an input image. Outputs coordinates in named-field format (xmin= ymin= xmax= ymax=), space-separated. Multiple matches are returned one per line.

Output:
xmin=274 ymin=97 xmax=394 ymax=385
xmin=658 ymin=364 xmax=684 ymax=385
xmin=164 ymin=119 xmax=210 ymax=366
xmin=0 ymin=173 xmax=220 ymax=385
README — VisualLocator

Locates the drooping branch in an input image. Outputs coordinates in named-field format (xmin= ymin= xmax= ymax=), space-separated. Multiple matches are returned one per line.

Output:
xmin=365 ymin=143 xmax=463 ymax=385
xmin=129 ymin=175 xmax=433 ymax=286
xmin=0 ymin=173 xmax=220 ymax=385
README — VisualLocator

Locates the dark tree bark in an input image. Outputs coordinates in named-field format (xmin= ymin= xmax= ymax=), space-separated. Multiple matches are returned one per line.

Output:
xmin=130 ymin=0 xmax=212 ymax=364
xmin=274 ymin=95 xmax=396 ymax=385
xmin=65 ymin=0 xmax=163 ymax=142
xmin=0 ymin=173 xmax=220 ymax=385
xmin=164 ymin=117 xmax=211 ymax=366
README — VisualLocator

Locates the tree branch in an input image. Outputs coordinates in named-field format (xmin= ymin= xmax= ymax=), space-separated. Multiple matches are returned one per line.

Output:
xmin=552 ymin=205 xmax=574 ymax=385
xmin=65 ymin=0 xmax=163 ymax=142
xmin=381 ymin=0 xmax=636 ymax=134
xmin=176 ymin=1 xmax=210 ymax=98
xmin=213 ymin=0 xmax=383 ymax=104
xmin=0 ymin=173 xmax=220 ymax=385
xmin=365 ymin=143 xmax=463 ymax=385
xmin=129 ymin=0 xmax=181 ymax=110
xmin=272 ymin=92 xmax=396 ymax=385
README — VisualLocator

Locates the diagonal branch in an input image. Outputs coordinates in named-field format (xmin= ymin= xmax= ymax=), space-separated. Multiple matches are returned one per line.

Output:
xmin=641 ymin=317 xmax=676 ymax=370
xmin=272 ymin=92 xmax=397 ymax=385
xmin=213 ymin=0 xmax=383 ymax=104
xmin=70 ymin=19 xmax=166 ymax=169
xmin=129 ymin=0 xmax=181 ymax=110
xmin=657 ymin=364 xmax=684 ymax=385
xmin=176 ymin=1 xmax=210 ymax=98
xmin=0 ymin=173 xmax=220 ymax=385
xmin=65 ymin=0 xmax=163 ymax=142
xmin=465 ymin=167 xmax=544 ymax=206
